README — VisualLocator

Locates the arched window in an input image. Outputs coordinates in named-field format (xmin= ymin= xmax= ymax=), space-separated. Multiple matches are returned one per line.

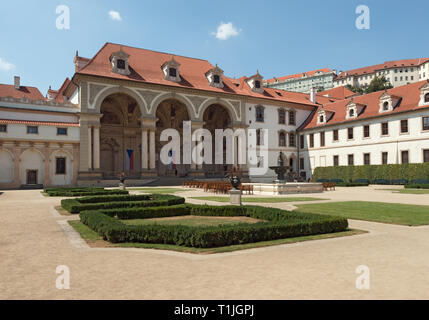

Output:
xmin=425 ymin=93 xmax=429 ymax=103
xmin=349 ymin=109 xmax=355 ymax=117
xmin=319 ymin=115 xmax=324 ymax=123
xmin=289 ymin=132 xmax=296 ymax=147
xmin=279 ymin=132 xmax=286 ymax=147
xmin=278 ymin=109 xmax=286 ymax=124
xmin=256 ymin=106 xmax=264 ymax=122
xmin=383 ymin=101 xmax=389 ymax=110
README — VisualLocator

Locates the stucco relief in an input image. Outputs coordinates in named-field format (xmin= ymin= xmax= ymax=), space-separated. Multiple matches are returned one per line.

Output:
xmin=89 ymin=83 xmax=108 ymax=106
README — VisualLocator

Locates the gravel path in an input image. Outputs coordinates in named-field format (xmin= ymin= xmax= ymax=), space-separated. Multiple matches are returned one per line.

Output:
xmin=1 ymin=187 xmax=429 ymax=299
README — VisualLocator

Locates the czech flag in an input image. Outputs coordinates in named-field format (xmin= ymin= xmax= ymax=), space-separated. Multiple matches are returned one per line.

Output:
xmin=126 ymin=149 xmax=134 ymax=171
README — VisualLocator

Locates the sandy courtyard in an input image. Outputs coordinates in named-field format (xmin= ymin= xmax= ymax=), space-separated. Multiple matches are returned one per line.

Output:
xmin=1 ymin=186 xmax=429 ymax=299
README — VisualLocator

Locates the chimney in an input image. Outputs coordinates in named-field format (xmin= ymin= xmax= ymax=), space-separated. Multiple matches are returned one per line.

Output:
xmin=14 ymin=76 xmax=20 ymax=90
xmin=310 ymin=87 xmax=316 ymax=103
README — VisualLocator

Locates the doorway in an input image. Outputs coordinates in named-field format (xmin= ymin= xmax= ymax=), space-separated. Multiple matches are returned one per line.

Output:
xmin=26 ymin=170 xmax=37 ymax=185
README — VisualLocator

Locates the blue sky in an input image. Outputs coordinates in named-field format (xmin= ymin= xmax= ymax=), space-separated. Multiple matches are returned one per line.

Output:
xmin=0 ymin=0 xmax=428 ymax=94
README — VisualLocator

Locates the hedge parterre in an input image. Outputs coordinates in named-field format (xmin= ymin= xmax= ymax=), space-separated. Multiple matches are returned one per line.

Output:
xmin=79 ymin=203 xmax=348 ymax=248
xmin=61 ymin=194 xmax=185 ymax=213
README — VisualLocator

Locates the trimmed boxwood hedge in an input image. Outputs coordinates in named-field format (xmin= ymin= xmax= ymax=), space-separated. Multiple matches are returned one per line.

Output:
xmin=405 ymin=184 xmax=429 ymax=189
xmin=45 ymin=187 xmax=129 ymax=197
xmin=335 ymin=182 xmax=369 ymax=187
xmin=79 ymin=204 xmax=348 ymax=248
xmin=62 ymin=194 xmax=185 ymax=213
xmin=313 ymin=163 xmax=429 ymax=185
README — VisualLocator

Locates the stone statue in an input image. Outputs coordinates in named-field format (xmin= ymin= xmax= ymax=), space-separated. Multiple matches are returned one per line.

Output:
xmin=277 ymin=152 xmax=285 ymax=167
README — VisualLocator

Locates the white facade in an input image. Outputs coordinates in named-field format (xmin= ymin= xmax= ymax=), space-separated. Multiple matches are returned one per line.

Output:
xmin=300 ymin=109 xmax=429 ymax=178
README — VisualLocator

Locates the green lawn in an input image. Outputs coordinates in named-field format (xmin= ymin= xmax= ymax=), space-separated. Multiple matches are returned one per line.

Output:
xmin=380 ymin=188 xmax=429 ymax=195
xmin=68 ymin=220 xmax=363 ymax=254
xmin=122 ymin=215 xmax=261 ymax=227
xmin=295 ymin=201 xmax=429 ymax=226
xmin=190 ymin=196 xmax=326 ymax=203
xmin=126 ymin=187 xmax=190 ymax=194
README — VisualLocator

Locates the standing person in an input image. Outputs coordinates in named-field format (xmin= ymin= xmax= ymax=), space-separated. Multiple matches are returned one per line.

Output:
xmin=119 ymin=172 xmax=126 ymax=190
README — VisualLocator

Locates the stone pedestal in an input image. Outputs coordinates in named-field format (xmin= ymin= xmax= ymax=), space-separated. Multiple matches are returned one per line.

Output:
xmin=119 ymin=183 xmax=126 ymax=190
xmin=229 ymin=189 xmax=242 ymax=206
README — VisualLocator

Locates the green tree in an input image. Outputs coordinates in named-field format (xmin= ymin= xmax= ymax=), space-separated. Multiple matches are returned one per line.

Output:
xmin=365 ymin=76 xmax=393 ymax=93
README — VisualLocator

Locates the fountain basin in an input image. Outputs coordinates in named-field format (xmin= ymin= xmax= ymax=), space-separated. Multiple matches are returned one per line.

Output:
xmin=244 ymin=182 xmax=323 ymax=195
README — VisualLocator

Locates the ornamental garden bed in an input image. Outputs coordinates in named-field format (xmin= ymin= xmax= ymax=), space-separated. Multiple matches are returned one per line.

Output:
xmin=44 ymin=187 xmax=129 ymax=197
xmin=78 ymin=202 xmax=349 ymax=248
xmin=61 ymin=194 xmax=185 ymax=213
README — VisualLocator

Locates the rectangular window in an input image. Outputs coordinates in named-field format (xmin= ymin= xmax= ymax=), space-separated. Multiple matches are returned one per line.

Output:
xmin=333 ymin=155 xmax=339 ymax=167
xmin=320 ymin=132 xmax=325 ymax=147
xmin=381 ymin=122 xmax=389 ymax=136
xmin=309 ymin=134 xmax=314 ymax=148
xmin=300 ymin=135 xmax=304 ymax=149
xmin=401 ymin=151 xmax=409 ymax=164
xmin=382 ymin=152 xmax=388 ymax=165
xmin=400 ymin=120 xmax=408 ymax=133
xmin=333 ymin=129 xmax=339 ymax=141
xmin=57 ymin=127 xmax=68 ymax=135
xmin=56 ymin=157 xmax=66 ymax=175
xmin=289 ymin=111 xmax=296 ymax=126
xmin=348 ymin=154 xmax=354 ymax=166
xmin=424 ymin=149 xmax=429 ymax=163
xmin=278 ymin=110 xmax=286 ymax=124
xmin=0 ymin=124 xmax=6 ymax=132
xmin=364 ymin=153 xmax=371 ymax=165
xmin=363 ymin=125 xmax=370 ymax=138
xmin=423 ymin=116 xmax=429 ymax=131
xmin=27 ymin=126 xmax=38 ymax=134
xmin=348 ymin=127 xmax=354 ymax=140
xmin=300 ymin=158 xmax=305 ymax=170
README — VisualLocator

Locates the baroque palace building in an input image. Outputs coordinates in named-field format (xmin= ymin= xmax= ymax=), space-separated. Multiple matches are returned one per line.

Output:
xmin=1 ymin=42 xmax=429 ymax=188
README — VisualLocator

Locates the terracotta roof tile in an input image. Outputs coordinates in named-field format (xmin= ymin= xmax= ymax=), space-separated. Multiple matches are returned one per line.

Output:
xmin=0 ymin=84 xmax=45 ymax=101
xmin=0 ymin=119 xmax=79 ymax=127
xmin=265 ymin=68 xmax=332 ymax=84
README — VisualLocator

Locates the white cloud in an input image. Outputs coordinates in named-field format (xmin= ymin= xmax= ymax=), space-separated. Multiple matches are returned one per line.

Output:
xmin=108 ymin=10 xmax=122 ymax=21
xmin=0 ymin=58 xmax=15 ymax=71
xmin=212 ymin=22 xmax=241 ymax=40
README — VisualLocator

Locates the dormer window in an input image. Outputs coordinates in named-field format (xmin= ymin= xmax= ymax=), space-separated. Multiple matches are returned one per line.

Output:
xmin=110 ymin=47 xmax=131 ymax=76
xmin=247 ymin=71 xmax=264 ymax=93
xmin=117 ymin=59 xmax=126 ymax=70
xmin=162 ymin=56 xmax=181 ymax=82
xmin=205 ymin=64 xmax=224 ymax=88
xmin=317 ymin=110 xmax=327 ymax=124
xmin=169 ymin=68 xmax=177 ymax=77
xmin=379 ymin=92 xmax=399 ymax=113
xmin=319 ymin=115 xmax=325 ymax=123
xmin=346 ymin=101 xmax=364 ymax=119
xmin=418 ymin=81 xmax=429 ymax=106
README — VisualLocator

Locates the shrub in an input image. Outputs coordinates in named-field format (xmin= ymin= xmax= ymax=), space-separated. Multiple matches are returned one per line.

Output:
xmin=373 ymin=179 xmax=391 ymax=185
xmin=62 ymin=194 xmax=184 ymax=213
xmin=79 ymin=204 xmax=348 ymax=248
xmin=405 ymin=184 xmax=429 ymax=189
xmin=330 ymin=179 xmax=344 ymax=183
xmin=410 ymin=179 xmax=429 ymax=185
xmin=391 ymin=179 xmax=408 ymax=185
xmin=335 ymin=182 xmax=369 ymax=187
xmin=312 ymin=163 xmax=429 ymax=185
xmin=45 ymin=187 xmax=128 ymax=197
xmin=354 ymin=179 xmax=370 ymax=184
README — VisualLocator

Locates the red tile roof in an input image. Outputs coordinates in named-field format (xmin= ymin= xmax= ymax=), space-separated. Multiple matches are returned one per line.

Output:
xmin=0 ymin=119 xmax=79 ymax=127
xmin=302 ymin=80 xmax=429 ymax=130
xmin=335 ymin=58 xmax=429 ymax=80
xmin=75 ymin=42 xmax=318 ymax=107
xmin=317 ymin=86 xmax=356 ymax=100
xmin=0 ymin=83 xmax=45 ymax=101
xmin=264 ymin=68 xmax=332 ymax=85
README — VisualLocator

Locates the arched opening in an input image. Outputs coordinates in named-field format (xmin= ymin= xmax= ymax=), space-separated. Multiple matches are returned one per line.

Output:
xmin=155 ymin=99 xmax=190 ymax=176
xmin=425 ymin=93 xmax=429 ymax=103
xmin=0 ymin=149 xmax=14 ymax=183
xmin=100 ymin=93 xmax=142 ymax=178
xmin=203 ymin=104 xmax=232 ymax=177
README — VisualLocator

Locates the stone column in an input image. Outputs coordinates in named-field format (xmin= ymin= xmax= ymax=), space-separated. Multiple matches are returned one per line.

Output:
xmin=13 ymin=144 xmax=21 ymax=187
xmin=191 ymin=121 xmax=205 ymax=171
xmin=87 ymin=126 xmax=92 ymax=170
xmin=141 ymin=129 xmax=148 ymax=170
xmin=43 ymin=144 xmax=51 ymax=187
xmin=93 ymin=126 xmax=100 ymax=170
xmin=149 ymin=129 xmax=156 ymax=170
